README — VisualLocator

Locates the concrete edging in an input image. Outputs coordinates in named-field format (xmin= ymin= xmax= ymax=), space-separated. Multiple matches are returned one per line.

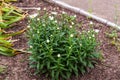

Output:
xmin=45 ymin=0 xmax=120 ymax=30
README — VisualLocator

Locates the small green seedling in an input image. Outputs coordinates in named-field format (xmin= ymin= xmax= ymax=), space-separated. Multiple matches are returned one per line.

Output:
xmin=106 ymin=30 xmax=117 ymax=39
xmin=106 ymin=30 xmax=120 ymax=52
xmin=0 ymin=65 xmax=7 ymax=74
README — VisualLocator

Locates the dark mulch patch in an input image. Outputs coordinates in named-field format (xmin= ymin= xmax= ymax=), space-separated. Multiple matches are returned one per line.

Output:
xmin=0 ymin=0 xmax=120 ymax=80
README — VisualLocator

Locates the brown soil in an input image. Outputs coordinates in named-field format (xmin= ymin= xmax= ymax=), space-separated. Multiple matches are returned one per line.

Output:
xmin=0 ymin=0 xmax=120 ymax=80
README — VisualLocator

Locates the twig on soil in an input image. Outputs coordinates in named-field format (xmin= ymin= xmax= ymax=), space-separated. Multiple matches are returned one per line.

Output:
xmin=19 ymin=7 xmax=41 ymax=10
xmin=15 ymin=49 xmax=31 ymax=55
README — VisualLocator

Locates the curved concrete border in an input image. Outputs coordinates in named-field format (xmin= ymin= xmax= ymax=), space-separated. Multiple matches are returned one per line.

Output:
xmin=45 ymin=0 xmax=120 ymax=30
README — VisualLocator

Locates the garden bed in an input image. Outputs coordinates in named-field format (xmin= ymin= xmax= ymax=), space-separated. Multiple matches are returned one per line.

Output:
xmin=0 ymin=0 xmax=120 ymax=80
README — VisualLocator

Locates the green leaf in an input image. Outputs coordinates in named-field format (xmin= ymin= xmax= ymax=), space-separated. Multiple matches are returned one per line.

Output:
xmin=60 ymin=71 xmax=67 ymax=80
xmin=79 ymin=66 xmax=86 ymax=74
xmin=55 ymin=71 xmax=60 ymax=80
xmin=37 ymin=62 xmax=40 ymax=70
xmin=66 ymin=71 xmax=71 ymax=79
xmin=92 ymin=53 xmax=101 ymax=59
xmin=74 ymin=64 xmax=78 ymax=76
xmin=51 ymin=70 xmax=55 ymax=79
xmin=88 ymin=62 xmax=94 ymax=68
xmin=47 ymin=62 xmax=50 ymax=69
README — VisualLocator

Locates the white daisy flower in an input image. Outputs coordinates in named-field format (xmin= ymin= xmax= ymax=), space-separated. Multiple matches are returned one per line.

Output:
xmin=71 ymin=22 xmax=74 ymax=25
xmin=30 ymin=46 xmax=33 ymax=48
xmin=50 ymin=48 xmax=53 ymax=51
xmin=69 ymin=47 xmax=71 ymax=49
xmin=80 ymin=44 xmax=82 ymax=46
xmin=57 ymin=27 xmax=60 ymax=30
xmin=62 ymin=11 xmax=66 ymax=14
xmin=27 ymin=25 xmax=30 ymax=28
xmin=37 ymin=18 xmax=40 ymax=21
xmin=51 ymin=12 xmax=57 ymax=15
xmin=29 ymin=13 xmax=38 ymax=18
xmin=46 ymin=39 xmax=50 ymax=43
xmin=37 ymin=7 xmax=41 ymax=11
xmin=57 ymin=54 xmax=61 ymax=57
xmin=88 ymin=30 xmax=90 ymax=33
xmin=70 ymin=25 xmax=72 ymax=28
xmin=50 ymin=35 xmax=53 ymax=37
xmin=89 ymin=37 xmax=91 ymax=39
xmin=49 ymin=16 xmax=54 ymax=20
xmin=74 ymin=15 xmax=77 ymax=18
xmin=43 ymin=24 xmax=45 ymax=26
xmin=43 ymin=8 xmax=46 ymax=10
xmin=54 ymin=20 xmax=57 ymax=23
xmin=92 ymin=35 xmax=95 ymax=37
xmin=70 ymin=34 xmax=74 ymax=37
xmin=37 ymin=31 xmax=39 ymax=33
xmin=90 ymin=21 xmax=93 ymax=25
xmin=94 ymin=29 xmax=100 ymax=33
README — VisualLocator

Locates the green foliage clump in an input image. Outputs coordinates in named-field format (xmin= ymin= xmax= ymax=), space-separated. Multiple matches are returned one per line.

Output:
xmin=0 ymin=1 xmax=26 ymax=56
xmin=0 ymin=2 xmax=26 ymax=28
xmin=28 ymin=12 xmax=101 ymax=80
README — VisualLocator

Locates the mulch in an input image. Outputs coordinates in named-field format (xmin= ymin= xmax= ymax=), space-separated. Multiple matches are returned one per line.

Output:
xmin=0 ymin=0 xmax=120 ymax=80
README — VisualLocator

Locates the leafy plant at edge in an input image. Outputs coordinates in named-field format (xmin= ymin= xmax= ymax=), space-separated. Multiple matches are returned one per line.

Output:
xmin=0 ymin=1 xmax=27 ymax=56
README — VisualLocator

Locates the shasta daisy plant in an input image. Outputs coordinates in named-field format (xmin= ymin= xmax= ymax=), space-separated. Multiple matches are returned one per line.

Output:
xmin=28 ymin=11 xmax=101 ymax=80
